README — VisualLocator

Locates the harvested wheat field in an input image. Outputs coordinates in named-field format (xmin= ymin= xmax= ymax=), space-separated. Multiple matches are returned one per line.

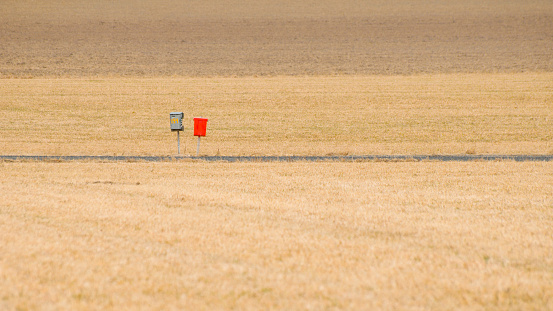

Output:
xmin=1 ymin=162 xmax=553 ymax=310
xmin=1 ymin=73 xmax=552 ymax=156
xmin=2 ymin=0 xmax=553 ymax=310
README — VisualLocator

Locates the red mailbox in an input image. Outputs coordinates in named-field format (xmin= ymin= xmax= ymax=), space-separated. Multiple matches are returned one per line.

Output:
xmin=193 ymin=118 xmax=208 ymax=136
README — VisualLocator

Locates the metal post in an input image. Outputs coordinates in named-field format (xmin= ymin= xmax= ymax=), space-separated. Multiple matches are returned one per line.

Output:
xmin=177 ymin=131 xmax=180 ymax=154
xmin=196 ymin=136 xmax=201 ymax=156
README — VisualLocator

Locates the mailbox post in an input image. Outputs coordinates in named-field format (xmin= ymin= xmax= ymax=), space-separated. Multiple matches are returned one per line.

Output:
xmin=170 ymin=112 xmax=184 ymax=154
xmin=193 ymin=117 xmax=208 ymax=156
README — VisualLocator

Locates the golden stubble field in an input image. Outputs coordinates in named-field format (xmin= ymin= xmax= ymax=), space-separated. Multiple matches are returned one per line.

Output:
xmin=1 ymin=73 xmax=552 ymax=156
xmin=1 ymin=73 xmax=551 ymax=309
xmin=1 ymin=161 xmax=552 ymax=310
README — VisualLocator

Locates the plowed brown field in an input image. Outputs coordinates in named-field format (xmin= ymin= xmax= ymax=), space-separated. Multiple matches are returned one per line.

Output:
xmin=1 ymin=0 xmax=552 ymax=77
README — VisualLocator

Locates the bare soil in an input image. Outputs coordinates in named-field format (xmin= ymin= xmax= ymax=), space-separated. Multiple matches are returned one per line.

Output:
xmin=1 ymin=0 xmax=552 ymax=77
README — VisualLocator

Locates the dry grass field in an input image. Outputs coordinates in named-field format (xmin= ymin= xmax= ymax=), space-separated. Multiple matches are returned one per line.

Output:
xmin=1 ymin=74 xmax=552 ymax=156
xmin=1 ymin=162 xmax=553 ymax=310
xmin=2 ymin=0 xmax=553 ymax=310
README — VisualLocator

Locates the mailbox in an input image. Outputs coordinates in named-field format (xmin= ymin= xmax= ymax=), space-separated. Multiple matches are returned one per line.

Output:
xmin=193 ymin=118 xmax=208 ymax=136
xmin=170 ymin=112 xmax=184 ymax=131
